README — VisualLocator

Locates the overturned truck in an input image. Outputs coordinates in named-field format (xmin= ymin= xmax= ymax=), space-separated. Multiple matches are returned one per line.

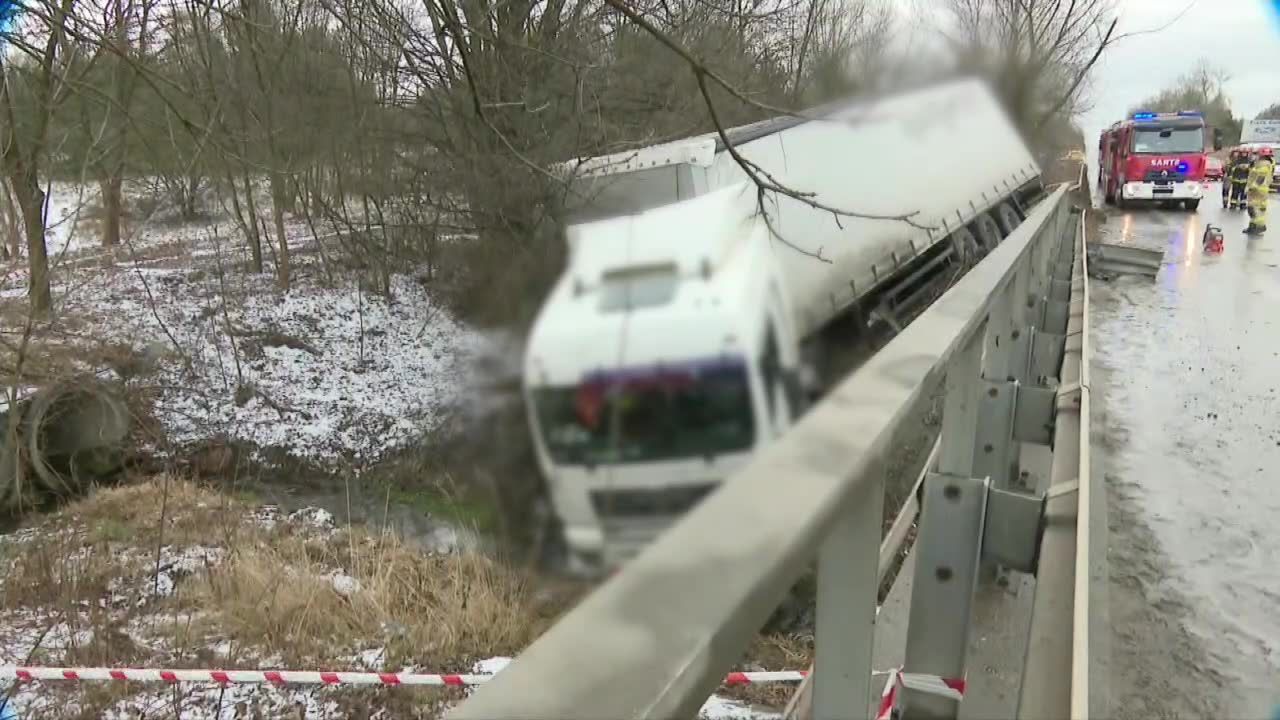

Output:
xmin=523 ymin=77 xmax=1046 ymax=574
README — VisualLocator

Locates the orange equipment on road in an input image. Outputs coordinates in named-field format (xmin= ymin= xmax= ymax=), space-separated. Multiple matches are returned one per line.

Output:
xmin=1202 ymin=224 xmax=1224 ymax=254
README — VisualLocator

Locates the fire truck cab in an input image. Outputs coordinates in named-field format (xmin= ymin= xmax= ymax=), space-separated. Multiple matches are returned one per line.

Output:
xmin=1098 ymin=111 xmax=1221 ymax=210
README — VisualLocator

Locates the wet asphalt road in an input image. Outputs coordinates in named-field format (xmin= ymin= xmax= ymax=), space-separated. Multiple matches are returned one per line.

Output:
xmin=1091 ymin=183 xmax=1280 ymax=717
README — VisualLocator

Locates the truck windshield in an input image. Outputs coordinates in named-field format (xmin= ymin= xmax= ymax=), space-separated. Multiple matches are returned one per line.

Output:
xmin=531 ymin=358 xmax=755 ymax=465
xmin=1132 ymin=127 xmax=1203 ymax=154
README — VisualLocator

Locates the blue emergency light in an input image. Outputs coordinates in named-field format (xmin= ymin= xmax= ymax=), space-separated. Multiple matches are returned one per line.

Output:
xmin=1132 ymin=112 xmax=1158 ymax=120
xmin=1177 ymin=161 xmax=1189 ymax=173
xmin=1177 ymin=111 xmax=1202 ymax=117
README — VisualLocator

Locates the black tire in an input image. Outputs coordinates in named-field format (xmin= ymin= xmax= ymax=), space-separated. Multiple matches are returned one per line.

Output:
xmin=975 ymin=213 xmax=1002 ymax=252
xmin=1185 ymin=199 xmax=1201 ymax=212
xmin=951 ymin=227 xmax=981 ymax=267
xmin=995 ymin=203 xmax=1022 ymax=236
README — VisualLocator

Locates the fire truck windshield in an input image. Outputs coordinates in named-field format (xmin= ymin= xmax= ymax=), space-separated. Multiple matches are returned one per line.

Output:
xmin=1131 ymin=127 xmax=1204 ymax=154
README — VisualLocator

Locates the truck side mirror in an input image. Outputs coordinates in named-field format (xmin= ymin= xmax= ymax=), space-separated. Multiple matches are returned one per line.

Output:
xmin=1213 ymin=128 xmax=1224 ymax=151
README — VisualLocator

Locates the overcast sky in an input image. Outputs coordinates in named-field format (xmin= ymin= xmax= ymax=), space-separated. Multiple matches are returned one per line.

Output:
xmin=1080 ymin=0 xmax=1280 ymax=143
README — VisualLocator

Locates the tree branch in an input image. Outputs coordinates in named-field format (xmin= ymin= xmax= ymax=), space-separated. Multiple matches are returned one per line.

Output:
xmin=1035 ymin=16 xmax=1115 ymax=128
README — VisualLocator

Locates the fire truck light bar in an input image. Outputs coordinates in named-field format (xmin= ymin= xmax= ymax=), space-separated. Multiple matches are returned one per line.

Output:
xmin=1129 ymin=111 xmax=1202 ymax=122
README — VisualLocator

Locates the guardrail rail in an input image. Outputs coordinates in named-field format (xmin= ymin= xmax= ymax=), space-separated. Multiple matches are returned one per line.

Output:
xmin=450 ymin=179 xmax=1092 ymax=720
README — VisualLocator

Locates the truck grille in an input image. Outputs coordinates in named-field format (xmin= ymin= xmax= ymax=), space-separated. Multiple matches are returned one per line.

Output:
xmin=1143 ymin=169 xmax=1187 ymax=183
xmin=601 ymin=517 xmax=674 ymax=560
xmin=590 ymin=483 xmax=718 ymax=518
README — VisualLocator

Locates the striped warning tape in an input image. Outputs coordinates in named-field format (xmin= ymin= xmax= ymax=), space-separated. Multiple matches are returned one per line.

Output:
xmin=2 ymin=665 xmax=961 ymax=702
xmin=874 ymin=669 xmax=966 ymax=720
xmin=0 ymin=666 xmax=810 ymax=687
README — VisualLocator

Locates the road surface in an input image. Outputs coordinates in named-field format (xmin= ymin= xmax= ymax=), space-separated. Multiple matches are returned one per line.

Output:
xmin=1091 ymin=183 xmax=1280 ymax=718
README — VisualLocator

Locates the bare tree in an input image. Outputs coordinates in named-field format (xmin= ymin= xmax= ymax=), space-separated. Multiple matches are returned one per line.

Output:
xmin=1133 ymin=58 xmax=1243 ymax=146
xmin=93 ymin=0 xmax=153 ymax=247
xmin=0 ymin=0 xmax=82 ymax=315
xmin=938 ymin=0 xmax=1118 ymax=143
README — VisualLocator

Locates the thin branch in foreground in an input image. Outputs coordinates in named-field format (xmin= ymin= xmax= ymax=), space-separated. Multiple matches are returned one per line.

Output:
xmin=597 ymin=0 xmax=935 ymax=241
xmin=1036 ymin=16 xmax=1116 ymax=128
xmin=693 ymin=69 xmax=935 ymax=234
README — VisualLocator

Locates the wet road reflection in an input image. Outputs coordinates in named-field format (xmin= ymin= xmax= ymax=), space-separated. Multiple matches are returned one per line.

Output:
xmin=1092 ymin=183 xmax=1280 ymax=716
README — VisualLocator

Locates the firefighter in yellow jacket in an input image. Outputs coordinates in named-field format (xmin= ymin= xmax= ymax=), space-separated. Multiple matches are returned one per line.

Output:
xmin=1244 ymin=147 xmax=1274 ymax=236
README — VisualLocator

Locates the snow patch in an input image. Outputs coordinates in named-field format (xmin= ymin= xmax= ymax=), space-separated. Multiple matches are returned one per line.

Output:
xmin=2 ymin=191 xmax=486 ymax=467
xmin=289 ymin=506 xmax=336 ymax=531
xmin=355 ymin=647 xmax=387 ymax=670
xmin=698 ymin=695 xmax=783 ymax=720
xmin=472 ymin=656 xmax=512 ymax=675
xmin=330 ymin=572 xmax=362 ymax=598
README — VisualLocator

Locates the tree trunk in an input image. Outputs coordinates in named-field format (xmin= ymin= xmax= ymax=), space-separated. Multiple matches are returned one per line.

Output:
xmin=0 ymin=181 xmax=20 ymax=260
xmin=11 ymin=173 xmax=51 ymax=314
xmin=270 ymin=172 xmax=291 ymax=290
xmin=238 ymin=172 xmax=264 ymax=272
xmin=182 ymin=175 xmax=200 ymax=220
xmin=308 ymin=168 xmax=325 ymax=218
xmin=99 ymin=175 xmax=123 ymax=246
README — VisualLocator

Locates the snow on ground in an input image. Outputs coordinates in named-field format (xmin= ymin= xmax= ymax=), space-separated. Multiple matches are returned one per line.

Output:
xmin=41 ymin=183 xmax=102 ymax=260
xmin=699 ymin=696 xmax=783 ymax=720
xmin=2 ymin=182 xmax=484 ymax=465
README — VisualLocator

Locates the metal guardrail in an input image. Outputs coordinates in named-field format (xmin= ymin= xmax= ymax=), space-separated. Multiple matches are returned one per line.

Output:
xmin=449 ymin=183 xmax=1084 ymax=720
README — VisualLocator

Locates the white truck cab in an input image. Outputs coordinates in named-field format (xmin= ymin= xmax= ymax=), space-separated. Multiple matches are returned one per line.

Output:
xmin=524 ymin=186 xmax=802 ymax=570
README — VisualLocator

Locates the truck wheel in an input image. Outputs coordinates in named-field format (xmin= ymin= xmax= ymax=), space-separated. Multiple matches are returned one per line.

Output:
xmin=995 ymin=203 xmax=1021 ymax=236
xmin=1184 ymin=199 xmax=1201 ymax=212
xmin=975 ymin=214 xmax=1002 ymax=252
xmin=951 ymin=227 xmax=981 ymax=267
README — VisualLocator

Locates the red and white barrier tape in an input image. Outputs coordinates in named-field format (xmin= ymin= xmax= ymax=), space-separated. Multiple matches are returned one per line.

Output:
xmin=2 ymin=664 xmax=960 ymax=709
xmin=0 ymin=666 xmax=808 ymax=687
xmin=874 ymin=669 xmax=966 ymax=720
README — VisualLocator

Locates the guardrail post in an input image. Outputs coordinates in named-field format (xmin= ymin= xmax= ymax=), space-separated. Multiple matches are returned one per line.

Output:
xmin=897 ymin=328 xmax=988 ymax=720
xmin=974 ymin=280 xmax=1020 ymax=495
xmin=814 ymin=469 xmax=884 ymax=720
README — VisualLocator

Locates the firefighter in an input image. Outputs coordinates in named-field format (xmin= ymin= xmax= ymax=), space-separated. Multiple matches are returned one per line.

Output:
xmin=1223 ymin=150 xmax=1239 ymax=209
xmin=1244 ymin=147 xmax=1274 ymax=236
xmin=1228 ymin=149 xmax=1253 ymax=210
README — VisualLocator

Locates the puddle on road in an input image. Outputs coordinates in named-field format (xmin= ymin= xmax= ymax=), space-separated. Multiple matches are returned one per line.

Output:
xmin=1091 ymin=197 xmax=1280 ymax=717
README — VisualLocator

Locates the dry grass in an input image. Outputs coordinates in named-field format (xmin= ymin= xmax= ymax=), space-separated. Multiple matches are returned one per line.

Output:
xmin=720 ymin=633 xmax=815 ymax=707
xmin=1 ymin=536 xmax=129 ymax=610
xmin=55 ymin=477 xmax=243 ymax=544
xmin=1 ymin=476 xmax=829 ymax=716
xmin=0 ymin=476 xmax=574 ymax=717
xmin=195 ymin=529 xmax=559 ymax=670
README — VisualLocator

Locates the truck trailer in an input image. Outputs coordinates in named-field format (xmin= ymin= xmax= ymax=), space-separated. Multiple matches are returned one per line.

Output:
xmin=524 ymin=78 xmax=1045 ymax=574
xmin=1240 ymin=119 xmax=1280 ymax=191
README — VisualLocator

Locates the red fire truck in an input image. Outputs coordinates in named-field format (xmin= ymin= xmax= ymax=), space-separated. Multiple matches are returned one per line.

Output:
xmin=1097 ymin=111 xmax=1222 ymax=210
